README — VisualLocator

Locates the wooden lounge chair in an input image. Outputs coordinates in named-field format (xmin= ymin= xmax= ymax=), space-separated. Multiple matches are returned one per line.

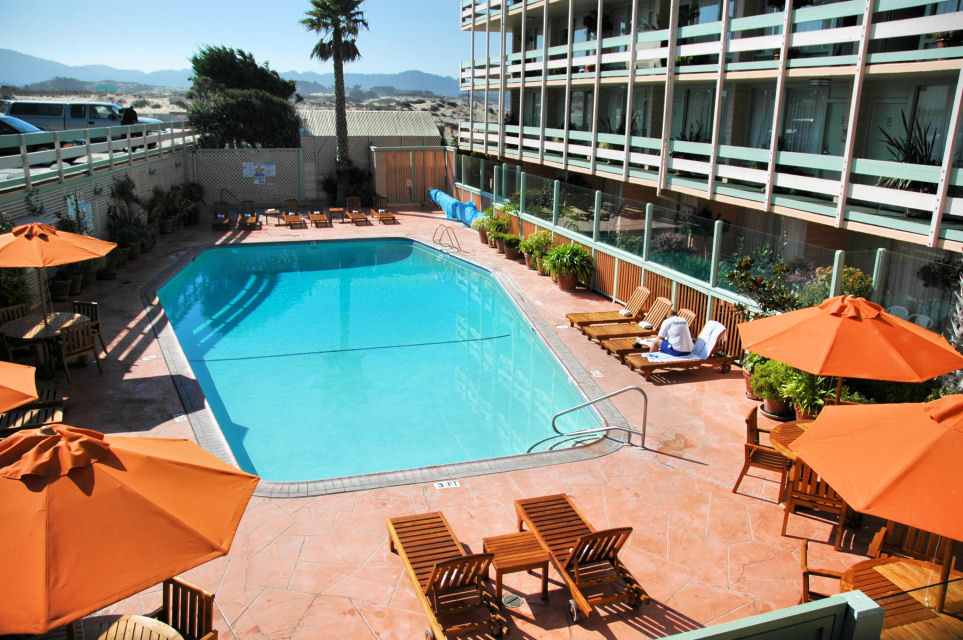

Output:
xmin=282 ymin=199 xmax=306 ymax=228
xmin=0 ymin=388 xmax=65 ymax=434
xmin=344 ymin=196 xmax=370 ymax=225
xmin=387 ymin=512 xmax=509 ymax=639
xmin=307 ymin=198 xmax=329 ymax=227
xmin=210 ymin=201 xmax=232 ymax=231
xmin=514 ymin=493 xmax=649 ymax=621
xmin=566 ymin=285 xmax=651 ymax=332
xmin=581 ymin=298 xmax=675 ymax=343
xmin=370 ymin=196 xmax=398 ymax=224
xmin=781 ymin=460 xmax=850 ymax=550
xmin=238 ymin=210 xmax=262 ymax=230
xmin=731 ymin=406 xmax=791 ymax=497
xmin=624 ymin=320 xmax=735 ymax=381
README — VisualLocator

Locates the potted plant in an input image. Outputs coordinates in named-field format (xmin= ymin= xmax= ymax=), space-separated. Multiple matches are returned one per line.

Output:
xmin=543 ymin=244 xmax=594 ymax=292
xmin=877 ymin=111 xmax=939 ymax=217
xmin=471 ymin=215 xmax=491 ymax=244
xmin=47 ymin=268 xmax=72 ymax=302
xmin=934 ymin=31 xmax=961 ymax=48
xmin=780 ymin=368 xmax=836 ymax=421
xmin=97 ymin=252 xmax=118 ymax=280
xmin=491 ymin=231 xmax=507 ymax=254
xmin=520 ymin=230 xmax=553 ymax=270
xmin=740 ymin=352 xmax=768 ymax=400
xmin=502 ymin=234 xmax=522 ymax=260
xmin=67 ymin=264 xmax=84 ymax=296
xmin=81 ymin=259 xmax=100 ymax=287
xmin=750 ymin=359 xmax=794 ymax=419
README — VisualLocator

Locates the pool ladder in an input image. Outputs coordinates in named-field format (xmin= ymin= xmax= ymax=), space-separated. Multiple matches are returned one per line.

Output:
xmin=528 ymin=386 xmax=649 ymax=452
xmin=432 ymin=224 xmax=462 ymax=252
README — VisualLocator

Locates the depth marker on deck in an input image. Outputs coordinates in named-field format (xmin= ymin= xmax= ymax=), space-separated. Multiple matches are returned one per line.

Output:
xmin=434 ymin=480 xmax=460 ymax=489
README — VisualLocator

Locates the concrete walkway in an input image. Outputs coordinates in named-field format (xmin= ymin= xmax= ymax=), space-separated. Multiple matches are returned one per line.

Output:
xmin=34 ymin=208 xmax=879 ymax=639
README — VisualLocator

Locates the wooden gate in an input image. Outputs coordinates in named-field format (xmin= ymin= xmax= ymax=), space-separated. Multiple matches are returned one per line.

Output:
xmin=372 ymin=147 xmax=453 ymax=205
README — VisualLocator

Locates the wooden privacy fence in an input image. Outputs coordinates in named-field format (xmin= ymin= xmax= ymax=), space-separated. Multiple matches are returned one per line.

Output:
xmin=371 ymin=147 xmax=454 ymax=205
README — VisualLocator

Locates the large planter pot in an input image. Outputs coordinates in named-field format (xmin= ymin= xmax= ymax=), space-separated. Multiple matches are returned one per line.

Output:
xmin=69 ymin=273 xmax=83 ymax=296
xmin=495 ymin=238 xmax=506 ymax=254
xmin=556 ymin=272 xmax=577 ymax=292
xmin=794 ymin=404 xmax=818 ymax=421
xmin=477 ymin=229 xmax=488 ymax=244
xmin=761 ymin=398 xmax=794 ymax=421
xmin=536 ymin=256 xmax=549 ymax=276
xmin=504 ymin=245 xmax=520 ymax=260
xmin=48 ymin=278 xmax=72 ymax=302
xmin=744 ymin=370 xmax=760 ymax=400
xmin=126 ymin=241 xmax=142 ymax=260
xmin=160 ymin=218 xmax=174 ymax=234
xmin=115 ymin=247 xmax=131 ymax=267
xmin=141 ymin=235 xmax=154 ymax=253
xmin=488 ymin=234 xmax=497 ymax=248
xmin=524 ymin=253 xmax=536 ymax=270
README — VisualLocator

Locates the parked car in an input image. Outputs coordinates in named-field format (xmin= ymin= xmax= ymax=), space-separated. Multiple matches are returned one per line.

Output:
xmin=0 ymin=115 xmax=85 ymax=157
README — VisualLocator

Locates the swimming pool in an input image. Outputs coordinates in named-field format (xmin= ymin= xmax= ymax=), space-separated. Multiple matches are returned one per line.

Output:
xmin=157 ymin=239 xmax=603 ymax=482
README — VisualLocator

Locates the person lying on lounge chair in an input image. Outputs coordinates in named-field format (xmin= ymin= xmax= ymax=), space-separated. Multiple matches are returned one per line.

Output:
xmin=649 ymin=309 xmax=693 ymax=356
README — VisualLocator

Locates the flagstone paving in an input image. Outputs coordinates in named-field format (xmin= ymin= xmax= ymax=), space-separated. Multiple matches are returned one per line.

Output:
xmin=33 ymin=207 xmax=886 ymax=639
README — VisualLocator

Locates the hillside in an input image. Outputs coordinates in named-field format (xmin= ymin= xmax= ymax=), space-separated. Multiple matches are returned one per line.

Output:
xmin=0 ymin=49 xmax=461 ymax=97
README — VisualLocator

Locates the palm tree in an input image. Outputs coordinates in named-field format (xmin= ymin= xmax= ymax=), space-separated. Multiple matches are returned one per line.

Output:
xmin=302 ymin=0 xmax=368 ymax=204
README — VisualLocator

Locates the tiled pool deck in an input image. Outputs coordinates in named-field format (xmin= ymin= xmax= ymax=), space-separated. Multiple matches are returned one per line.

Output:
xmin=45 ymin=208 xmax=888 ymax=639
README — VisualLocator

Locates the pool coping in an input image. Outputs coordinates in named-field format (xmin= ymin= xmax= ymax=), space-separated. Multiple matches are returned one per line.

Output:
xmin=141 ymin=236 xmax=629 ymax=498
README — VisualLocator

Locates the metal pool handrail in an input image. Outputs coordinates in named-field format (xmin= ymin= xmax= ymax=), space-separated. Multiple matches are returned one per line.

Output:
xmin=548 ymin=385 xmax=649 ymax=449
xmin=432 ymin=224 xmax=462 ymax=252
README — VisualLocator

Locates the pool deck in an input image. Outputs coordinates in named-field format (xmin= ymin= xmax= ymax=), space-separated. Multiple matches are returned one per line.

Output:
xmin=39 ymin=209 xmax=894 ymax=639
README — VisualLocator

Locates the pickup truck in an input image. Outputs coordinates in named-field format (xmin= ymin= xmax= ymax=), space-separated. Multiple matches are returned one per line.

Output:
xmin=3 ymin=100 xmax=162 ymax=131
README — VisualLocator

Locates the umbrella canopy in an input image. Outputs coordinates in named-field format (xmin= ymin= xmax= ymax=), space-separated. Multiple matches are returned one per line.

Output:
xmin=792 ymin=395 xmax=963 ymax=543
xmin=0 ymin=425 xmax=259 ymax=634
xmin=0 ymin=222 xmax=117 ymax=268
xmin=0 ymin=361 xmax=38 ymax=413
xmin=0 ymin=223 xmax=117 ymax=323
xmin=737 ymin=295 xmax=963 ymax=382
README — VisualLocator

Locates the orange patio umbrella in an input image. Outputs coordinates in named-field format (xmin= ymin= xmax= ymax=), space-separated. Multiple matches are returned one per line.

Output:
xmin=0 ymin=223 xmax=116 ymax=324
xmin=737 ymin=295 xmax=963 ymax=398
xmin=792 ymin=395 xmax=963 ymax=543
xmin=792 ymin=395 xmax=963 ymax=609
xmin=0 ymin=360 xmax=39 ymax=413
xmin=0 ymin=425 xmax=259 ymax=635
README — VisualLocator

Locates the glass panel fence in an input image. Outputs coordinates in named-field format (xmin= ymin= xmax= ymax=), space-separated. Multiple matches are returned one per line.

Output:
xmin=521 ymin=173 xmax=554 ymax=222
xmin=876 ymin=249 xmax=956 ymax=335
xmin=646 ymin=205 xmax=714 ymax=281
xmin=597 ymin=195 xmax=647 ymax=259
xmin=557 ymin=182 xmax=595 ymax=237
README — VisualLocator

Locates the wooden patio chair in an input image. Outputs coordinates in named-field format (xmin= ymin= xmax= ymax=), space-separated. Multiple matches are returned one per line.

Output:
xmin=370 ymin=196 xmax=398 ymax=224
xmin=343 ymin=196 xmax=370 ymax=225
xmin=0 ymin=303 xmax=33 ymax=364
xmin=153 ymin=577 xmax=218 ymax=640
xmin=282 ymin=199 xmax=306 ymax=229
xmin=732 ymin=406 xmax=791 ymax=497
xmin=781 ymin=460 xmax=850 ymax=550
xmin=53 ymin=321 xmax=102 ymax=383
xmin=387 ymin=511 xmax=508 ymax=639
xmin=238 ymin=210 xmax=261 ymax=230
xmin=799 ymin=539 xmax=843 ymax=603
xmin=72 ymin=300 xmax=108 ymax=354
xmin=210 ymin=201 xmax=231 ymax=231
xmin=514 ymin=493 xmax=649 ymax=621
xmin=624 ymin=320 xmax=735 ymax=381
xmin=583 ymin=299 xmax=686 ymax=344
xmin=566 ymin=285 xmax=651 ymax=331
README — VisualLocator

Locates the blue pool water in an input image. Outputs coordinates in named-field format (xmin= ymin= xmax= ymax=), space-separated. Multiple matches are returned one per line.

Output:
xmin=157 ymin=239 xmax=597 ymax=482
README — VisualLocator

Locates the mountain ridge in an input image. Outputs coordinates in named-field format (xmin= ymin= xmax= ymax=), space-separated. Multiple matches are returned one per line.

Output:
xmin=0 ymin=49 xmax=461 ymax=96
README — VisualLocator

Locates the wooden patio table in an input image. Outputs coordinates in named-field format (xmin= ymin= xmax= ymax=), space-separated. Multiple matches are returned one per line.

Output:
xmin=482 ymin=529 xmax=549 ymax=601
xmin=769 ymin=419 xmax=812 ymax=461
xmin=841 ymin=556 xmax=963 ymax=634
xmin=97 ymin=614 xmax=184 ymax=640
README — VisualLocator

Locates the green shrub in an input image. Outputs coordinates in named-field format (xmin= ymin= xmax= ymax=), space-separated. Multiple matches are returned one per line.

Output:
xmin=797 ymin=265 xmax=874 ymax=307
xmin=749 ymin=359 xmax=793 ymax=400
xmin=502 ymin=234 xmax=521 ymax=249
xmin=543 ymin=244 xmax=594 ymax=280
xmin=488 ymin=215 xmax=510 ymax=234
xmin=471 ymin=215 xmax=491 ymax=231
xmin=519 ymin=229 xmax=553 ymax=257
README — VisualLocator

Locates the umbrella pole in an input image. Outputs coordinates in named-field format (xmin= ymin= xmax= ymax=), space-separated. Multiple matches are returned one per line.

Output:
xmin=835 ymin=377 xmax=844 ymax=404
xmin=34 ymin=268 xmax=49 ymax=327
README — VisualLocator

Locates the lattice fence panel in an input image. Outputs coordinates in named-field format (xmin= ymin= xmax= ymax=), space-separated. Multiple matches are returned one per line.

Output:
xmin=195 ymin=149 xmax=301 ymax=207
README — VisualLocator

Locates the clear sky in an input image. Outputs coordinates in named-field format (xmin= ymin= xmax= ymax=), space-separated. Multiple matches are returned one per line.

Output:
xmin=1 ymin=0 xmax=472 ymax=79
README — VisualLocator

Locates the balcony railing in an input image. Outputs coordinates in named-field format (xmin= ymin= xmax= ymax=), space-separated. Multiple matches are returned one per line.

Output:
xmin=460 ymin=4 xmax=963 ymax=87
xmin=0 ymin=121 xmax=196 ymax=193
